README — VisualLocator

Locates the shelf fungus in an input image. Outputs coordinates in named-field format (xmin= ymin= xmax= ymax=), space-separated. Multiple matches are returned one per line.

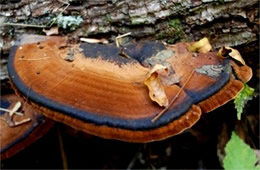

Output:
xmin=0 ymin=94 xmax=54 ymax=159
xmin=7 ymin=36 xmax=252 ymax=143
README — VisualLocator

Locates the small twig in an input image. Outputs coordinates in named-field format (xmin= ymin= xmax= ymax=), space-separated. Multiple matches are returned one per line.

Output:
xmin=152 ymin=70 xmax=195 ymax=122
xmin=9 ymin=101 xmax=22 ymax=117
xmin=127 ymin=152 xmax=140 ymax=170
xmin=127 ymin=146 xmax=143 ymax=170
xmin=80 ymin=37 xmax=109 ymax=44
xmin=18 ymin=57 xmax=50 ymax=61
xmin=0 ymin=108 xmax=24 ymax=116
xmin=0 ymin=101 xmax=31 ymax=127
xmin=47 ymin=1 xmax=70 ymax=28
xmin=12 ymin=118 xmax=31 ymax=127
xmin=116 ymin=32 xmax=131 ymax=47
xmin=149 ymin=163 xmax=156 ymax=170
xmin=57 ymin=126 xmax=68 ymax=170
xmin=2 ymin=23 xmax=46 ymax=28
xmin=116 ymin=32 xmax=132 ymax=39
xmin=0 ymin=117 xmax=31 ymax=127
xmin=120 ymin=49 xmax=131 ymax=59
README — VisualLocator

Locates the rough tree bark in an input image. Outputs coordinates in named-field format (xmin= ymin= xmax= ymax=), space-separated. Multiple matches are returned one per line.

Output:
xmin=0 ymin=0 xmax=259 ymax=82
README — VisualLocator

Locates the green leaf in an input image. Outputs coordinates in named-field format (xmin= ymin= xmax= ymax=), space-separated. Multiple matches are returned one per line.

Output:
xmin=223 ymin=132 xmax=259 ymax=170
xmin=234 ymin=83 xmax=255 ymax=120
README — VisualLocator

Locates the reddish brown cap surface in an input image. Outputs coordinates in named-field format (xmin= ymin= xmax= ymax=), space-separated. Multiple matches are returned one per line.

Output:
xmin=7 ymin=36 xmax=251 ymax=142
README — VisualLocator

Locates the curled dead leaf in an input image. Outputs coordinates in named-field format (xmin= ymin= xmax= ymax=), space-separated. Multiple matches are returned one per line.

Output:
xmin=188 ymin=37 xmax=212 ymax=53
xmin=147 ymin=64 xmax=169 ymax=76
xmin=160 ymin=74 xmax=180 ymax=86
xmin=42 ymin=26 xmax=59 ymax=36
xmin=144 ymin=64 xmax=169 ymax=107
xmin=218 ymin=46 xmax=246 ymax=65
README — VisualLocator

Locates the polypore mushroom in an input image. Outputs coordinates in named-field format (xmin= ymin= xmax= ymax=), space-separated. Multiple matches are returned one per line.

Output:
xmin=0 ymin=94 xmax=53 ymax=159
xmin=7 ymin=35 xmax=252 ymax=142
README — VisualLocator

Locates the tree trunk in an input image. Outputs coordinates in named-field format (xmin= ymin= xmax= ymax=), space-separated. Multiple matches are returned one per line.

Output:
xmin=0 ymin=0 xmax=259 ymax=82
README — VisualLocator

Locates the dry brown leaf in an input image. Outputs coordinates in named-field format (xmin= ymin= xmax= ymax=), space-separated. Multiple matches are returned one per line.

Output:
xmin=218 ymin=46 xmax=246 ymax=65
xmin=42 ymin=26 xmax=59 ymax=36
xmin=80 ymin=38 xmax=109 ymax=44
xmin=188 ymin=37 xmax=212 ymax=53
xmin=148 ymin=64 xmax=168 ymax=76
xmin=160 ymin=74 xmax=180 ymax=86
xmin=144 ymin=64 xmax=169 ymax=107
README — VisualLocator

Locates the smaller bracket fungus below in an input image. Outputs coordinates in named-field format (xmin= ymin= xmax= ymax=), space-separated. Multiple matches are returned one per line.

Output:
xmin=0 ymin=94 xmax=54 ymax=160
xmin=7 ymin=36 xmax=252 ymax=143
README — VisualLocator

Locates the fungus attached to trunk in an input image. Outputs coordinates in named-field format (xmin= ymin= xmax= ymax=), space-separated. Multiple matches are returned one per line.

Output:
xmin=0 ymin=94 xmax=54 ymax=159
xmin=7 ymin=36 xmax=252 ymax=142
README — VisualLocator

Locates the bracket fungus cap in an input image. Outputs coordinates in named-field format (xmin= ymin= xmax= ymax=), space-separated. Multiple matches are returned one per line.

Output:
xmin=0 ymin=94 xmax=53 ymax=159
xmin=7 ymin=36 xmax=252 ymax=142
